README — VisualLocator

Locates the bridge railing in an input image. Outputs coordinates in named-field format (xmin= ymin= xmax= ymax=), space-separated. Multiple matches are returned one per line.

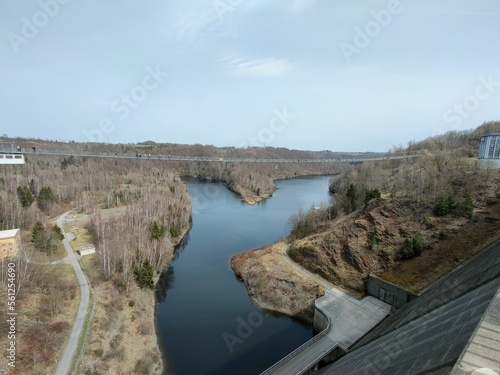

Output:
xmin=259 ymin=291 xmax=347 ymax=375
xmin=22 ymin=149 xmax=420 ymax=164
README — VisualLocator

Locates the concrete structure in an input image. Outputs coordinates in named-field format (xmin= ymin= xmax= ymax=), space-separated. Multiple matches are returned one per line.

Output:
xmin=0 ymin=229 xmax=20 ymax=259
xmin=77 ymin=244 xmax=95 ymax=256
xmin=0 ymin=142 xmax=25 ymax=165
xmin=260 ymin=287 xmax=391 ymax=375
xmin=451 ymin=287 xmax=500 ymax=374
xmin=478 ymin=133 xmax=500 ymax=169
xmin=366 ymin=274 xmax=417 ymax=308
xmin=318 ymin=238 xmax=500 ymax=375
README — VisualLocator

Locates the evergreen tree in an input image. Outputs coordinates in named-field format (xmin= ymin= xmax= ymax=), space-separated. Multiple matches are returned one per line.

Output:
xmin=17 ymin=186 xmax=34 ymax=208
xmin=52 ymin=225 xmax=64 ymax=240
xmin=32 ymin=221 xmax=50 ymax=252
xmin=29 ymin=178 xmax=36 ymax=195
xmin=433 ymin=196 xmax=449 ymax=216
xmin=134 ymin=258 xmax=154 ymax=289
xmin=37 ymin=186 xmax=55 ymax=213
xmin=149 ymin=220 xmax=166 ymax=240
xmin=346 ymin=183 xmax=357 ymax=212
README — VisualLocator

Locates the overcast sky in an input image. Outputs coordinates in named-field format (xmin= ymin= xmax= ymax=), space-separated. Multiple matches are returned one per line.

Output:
xmin=1 ymin=0 xmax=499 ymax=152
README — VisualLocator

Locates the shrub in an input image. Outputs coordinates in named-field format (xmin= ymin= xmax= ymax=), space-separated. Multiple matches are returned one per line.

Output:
xmin=434 ymin=194 xmax=473 ymax=218
xmin=434 ymin=196 xmax=450 ymax=216
xmin=169 ymin=226 xmax=180 ymax=237
xmin=369 ymin=233 xmax=379 ymax=251
xmin=364 ymin=188 xmax=381 ymax=205
xmin=399 ymin=233 xmax=423 ymax=260
xmin=457 ymin=194 xmax=474 ymax=219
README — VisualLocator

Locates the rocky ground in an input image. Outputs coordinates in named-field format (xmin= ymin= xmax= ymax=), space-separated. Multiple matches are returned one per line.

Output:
xmin=232 ymin=171 xmax=500 ymax=320
xmin=227 ymin=182 xmax=273 ymax=205
xmin=231 ymin=242 xmax=324 ymax=323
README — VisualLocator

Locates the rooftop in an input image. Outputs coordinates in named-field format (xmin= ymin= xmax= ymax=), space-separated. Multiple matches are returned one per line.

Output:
xmin=0 ymin=228 xmax=20 ymax=240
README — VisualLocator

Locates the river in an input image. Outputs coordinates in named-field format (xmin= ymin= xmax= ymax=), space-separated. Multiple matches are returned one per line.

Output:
xmin=155 ymin=176 xmax=332 ymax=375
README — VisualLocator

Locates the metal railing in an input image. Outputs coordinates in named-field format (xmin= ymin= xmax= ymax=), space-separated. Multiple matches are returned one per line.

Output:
xmin=22 ymin=149 xmax=419 ymax=164
xmin=259 ymin=292 xmax=346 ymax=375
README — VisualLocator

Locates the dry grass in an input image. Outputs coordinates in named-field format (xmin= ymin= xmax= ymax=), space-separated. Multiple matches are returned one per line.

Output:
xmin=79 ymin=281 xmax=163 ymax=375
xmin=0 ymin=263 xmax=78 ymax=375
xmin=380 ymin=201 xmax=500 ymax=292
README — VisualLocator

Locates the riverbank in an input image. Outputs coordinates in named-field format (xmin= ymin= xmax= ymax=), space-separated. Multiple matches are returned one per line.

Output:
xmin=155 ymin=176 xmax=332 ymax=375
xmin=231 ymin=242 xmax=324 ymax=323
xmin=71 ymin=212 xmax=191 ymax=375
xmin=232 ymin=192 xmax=500 ymax=323
xmin=227 ymin=182 xmax=273 ymax=205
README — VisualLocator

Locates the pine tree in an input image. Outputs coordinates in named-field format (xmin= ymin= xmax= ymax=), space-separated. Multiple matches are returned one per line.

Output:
xmin=52 ymin=225 xmax=64 ymax=240
xmin=17 ymin=186 xmax=34 ymax=208
xmin=134 ymin=258 xmax=154 ymax=289
xmin=37 ymin=186 xmax=55 ymax=213
xmin=32 ymin=221 xmax=50 ymax=252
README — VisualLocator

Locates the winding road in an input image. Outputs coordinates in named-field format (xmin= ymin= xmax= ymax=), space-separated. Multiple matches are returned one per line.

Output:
xmin=55 ymin=211 xmax=90 ymax=375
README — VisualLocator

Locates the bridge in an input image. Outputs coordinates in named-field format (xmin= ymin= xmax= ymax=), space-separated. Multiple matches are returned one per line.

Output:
xmin=17 ymin=148 xmax=417 ymax=164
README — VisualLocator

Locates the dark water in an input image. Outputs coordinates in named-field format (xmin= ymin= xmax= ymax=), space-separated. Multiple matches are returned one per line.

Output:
xmin=155 ymin=176 xmax=332 ymax=375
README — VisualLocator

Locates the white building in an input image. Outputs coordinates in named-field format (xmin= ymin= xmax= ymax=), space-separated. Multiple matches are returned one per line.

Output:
xmin=478 ymin=133 xmax=500 ymax=169
xmin=0 ymin=142 xmax=25 ymax=165
xmin=77 ymin=244 xmax=96 ymax=256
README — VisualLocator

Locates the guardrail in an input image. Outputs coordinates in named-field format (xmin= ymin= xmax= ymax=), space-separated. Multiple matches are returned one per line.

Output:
xmin=22 ymin=149 xmax=419 ymax=164
xmin=0 ymin=153 xmax=26 ymax=164
xmin=259 ymin=292 xmax=347 ymax=375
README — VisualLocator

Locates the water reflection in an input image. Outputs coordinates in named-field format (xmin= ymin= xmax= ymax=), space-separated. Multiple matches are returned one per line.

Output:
xmin=156 ymin=265 xmax=175 ymax=304
xmin=156 ymin=176 xmax=331 ymax=375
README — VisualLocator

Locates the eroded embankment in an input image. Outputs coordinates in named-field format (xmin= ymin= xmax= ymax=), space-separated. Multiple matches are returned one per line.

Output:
xmin=231 ymin=242 xmax=324 ymax=323
xmin=232 ymin=197 xmax=500 ymax=321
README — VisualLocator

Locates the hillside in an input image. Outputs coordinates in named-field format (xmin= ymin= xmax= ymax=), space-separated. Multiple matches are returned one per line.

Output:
xmin=2 ymin=137 xmax=357 ymax=204
xmin=0 ymin=154 xmax=191 ymax=374
xmin=231 ymin=121 xmax=500 ymax=321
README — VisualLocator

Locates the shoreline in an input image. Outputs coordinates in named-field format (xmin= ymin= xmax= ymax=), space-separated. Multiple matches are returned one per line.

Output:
xmin=182 ymin=172 xmax=336 ymax=206
xmin=153 ymin=223 xmax=192 ymax=374
xmin=71 ymin=206 xmax=191 ymax=375
xmin=230 ymin=241 xmax=324 ymax=323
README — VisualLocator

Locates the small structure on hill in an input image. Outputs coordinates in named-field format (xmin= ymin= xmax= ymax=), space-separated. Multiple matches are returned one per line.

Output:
xmin=0 ymin=229 xmax=21 ymax=259
xmin=478 ymin=133 xmax=500 ymax=169
xmin=0 ymin=142 xmax=25 ymax=165
xmin=77 ymin=244 xmax=96 ymax=256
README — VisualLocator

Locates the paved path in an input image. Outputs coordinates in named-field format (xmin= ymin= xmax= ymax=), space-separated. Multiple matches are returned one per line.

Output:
xmin=262 ymin=224 xmax=391 ymax=375
xmin=280 ymin=244 xmax=334 ymax=292
xmin=55 ymin=210 xmax=90 ymax=375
